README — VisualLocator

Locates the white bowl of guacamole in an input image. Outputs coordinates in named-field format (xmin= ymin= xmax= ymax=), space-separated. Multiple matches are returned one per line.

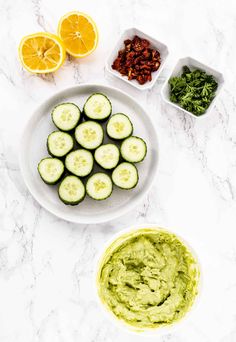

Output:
xmin=96 ymin=226 xmax=200 ymax=333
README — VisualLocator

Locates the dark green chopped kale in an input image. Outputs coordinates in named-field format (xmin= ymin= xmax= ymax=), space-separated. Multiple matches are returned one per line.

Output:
xmin=168 ymin=66 xmax=218 ymax=116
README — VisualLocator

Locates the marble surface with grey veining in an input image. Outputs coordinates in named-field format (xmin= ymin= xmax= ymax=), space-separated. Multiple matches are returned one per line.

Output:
xmin=0 ymin=0 xmax=236 ymax=341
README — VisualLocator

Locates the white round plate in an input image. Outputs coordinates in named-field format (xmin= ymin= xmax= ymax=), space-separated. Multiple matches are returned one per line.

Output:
xmin=19 ymin=84 xmax=158 ymax=224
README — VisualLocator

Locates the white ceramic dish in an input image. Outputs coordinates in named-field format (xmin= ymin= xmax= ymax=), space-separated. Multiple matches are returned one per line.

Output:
xmin=19 ymin=84 xmax=158 ymax=224
xmin=106 ymin=27 xmax=169 ymax=90
xmin=161 ymin=56 xmax=224 ymax=118
xmin=94 ymin=224 xmax=202 ymax=336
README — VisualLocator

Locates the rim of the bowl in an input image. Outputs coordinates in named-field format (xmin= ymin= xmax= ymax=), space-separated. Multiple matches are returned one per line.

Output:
xmin=94 ymin=224 xmax=202 ymax=336
xmin=19 ymin=83 xmax=159 ymax=224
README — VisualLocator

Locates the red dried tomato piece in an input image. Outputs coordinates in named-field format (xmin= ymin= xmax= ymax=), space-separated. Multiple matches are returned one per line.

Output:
xmin=112 ymin=57 xmax=121 ymax=70
xmin=124 ymin=39 xmax=132 ymax=46
xmin=132 ymin=36 xmax=144 ymax=52
xmin=126 ymin=51 xmax=136 ymax=60
xmin=142 ymin=49 xmax=151 ymax=59
xmin=137 ymin=75 xmax=147 ymax=84
xmin=141 ymin=39 xmax=150 ymax=49
xmin=111 ymin=35 xmax=161 ymax=85
xmin=152 ymin=61 xmax=161 ymax=71
xmin=134 ymin=56 xmax=143 ymax=64
xmin=140 ymin=64 xmax=151 ymax=71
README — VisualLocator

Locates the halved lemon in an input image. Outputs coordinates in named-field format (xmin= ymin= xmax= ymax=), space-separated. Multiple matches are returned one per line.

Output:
xmin=18 ymin=32 xmax=66 ymax=74
xmin=58 ymin=11 xmax=98 ymax=58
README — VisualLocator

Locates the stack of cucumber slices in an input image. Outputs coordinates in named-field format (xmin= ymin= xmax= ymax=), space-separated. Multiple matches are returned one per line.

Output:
xmin=38 ymin=93 xmax=147 ymax=205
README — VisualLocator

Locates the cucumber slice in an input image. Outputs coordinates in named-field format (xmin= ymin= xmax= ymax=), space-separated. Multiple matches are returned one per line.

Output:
xmin=47 ymin=131 xmax=74 ymax=157
xmin=65 ymin=149 xmax=94 ymax=177
xmin=121 ymin=136 xmax=147 ymax=163
xmin=106 ymin=113 xmax=133 ymax=140
xmin=112 ymin=162 xmax=138 ymax=189
xmin=86 ymin=173 xmax=112 ymax=200
xmin=51 ymin=103 xmax=81 ymax=131
xmin=58 ymin=175 xmax=85 ymax=205
xmin=38 ymin=157 xmax=64 ymax=185
xmin=75 ymin=121 xmax=104 ymax=150
xmin=94 ymin=144 xmax=120 ymax=170
xmin=83 ymin=93 xmax=112 ymax=121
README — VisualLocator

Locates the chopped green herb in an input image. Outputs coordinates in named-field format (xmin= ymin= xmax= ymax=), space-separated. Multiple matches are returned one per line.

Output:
xmin=169 ymin=66 xmax=218 ymax=116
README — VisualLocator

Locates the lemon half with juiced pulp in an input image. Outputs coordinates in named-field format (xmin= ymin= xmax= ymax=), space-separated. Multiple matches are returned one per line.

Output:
xmin=19 ymin=32 xmax=66 ymax=73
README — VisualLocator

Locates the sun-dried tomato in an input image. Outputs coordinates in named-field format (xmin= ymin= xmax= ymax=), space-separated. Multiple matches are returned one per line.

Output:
xmin=124 ymin=39 xmax=132 ymax=46
xmin=141 ymin=39 xmax=150 ymax=49
xmin=136 ymin=75 xmax=146 ymax=85
xmin=111 ymin=35 xmax=161 ymax=85
xmin=142 ymin=49 xmax=150 ymax=59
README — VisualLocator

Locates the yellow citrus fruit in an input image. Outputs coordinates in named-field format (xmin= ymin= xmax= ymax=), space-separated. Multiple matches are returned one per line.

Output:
xmin=18 ymin=32 xmax=66 ymax=73
xmin=58 ymin=11 xmax=98 ymax=58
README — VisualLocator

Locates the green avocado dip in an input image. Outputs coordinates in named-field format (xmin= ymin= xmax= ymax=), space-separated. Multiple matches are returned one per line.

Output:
xmin=97 ymin=228 xmax=200 ymax=329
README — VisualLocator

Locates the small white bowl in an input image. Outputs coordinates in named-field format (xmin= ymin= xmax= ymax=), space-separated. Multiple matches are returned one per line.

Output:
xmin=161 ymin=56 xmax=224 ymax=118
xmin=94 ymin=224 xmax=201 ymax=336
xmin=106 ymin=27 xmax=169 ymax=90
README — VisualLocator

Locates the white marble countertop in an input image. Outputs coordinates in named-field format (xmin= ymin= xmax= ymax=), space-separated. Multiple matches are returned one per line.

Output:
xmin=1 ymin=0 xmax=236 ymax=341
